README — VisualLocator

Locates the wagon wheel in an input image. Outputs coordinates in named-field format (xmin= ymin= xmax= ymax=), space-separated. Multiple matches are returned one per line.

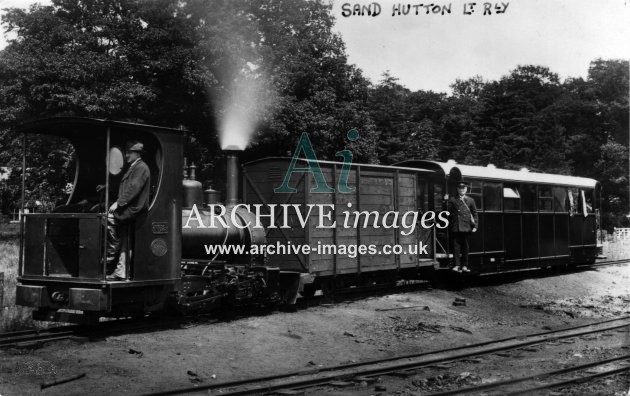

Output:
xmin=321 ymin=278 xmax=336 ymax=301
xmin=301 ymin=283 xmax=317 ymax=299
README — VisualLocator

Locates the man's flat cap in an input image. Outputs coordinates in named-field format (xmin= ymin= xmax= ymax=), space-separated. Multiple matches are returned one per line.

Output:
xmin=126 ymin=141 xmax=144 ymax=152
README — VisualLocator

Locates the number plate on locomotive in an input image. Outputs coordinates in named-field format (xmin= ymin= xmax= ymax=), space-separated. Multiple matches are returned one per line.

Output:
xmin=152 ymin=221 xmax=169 ymax=234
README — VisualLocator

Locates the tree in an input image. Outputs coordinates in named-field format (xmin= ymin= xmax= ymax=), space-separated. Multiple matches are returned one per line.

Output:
xmin=465 ymin=66 xmax=569 ymax=172
xmin=596 ymin=140 xmax=629 ymax=229
xmin=239 ymin=0 xmax=378 ymax=163
xmin=367 ymin=72 xmax=442 ymax=164
xmin=181 ymin=0 xmax=379 ymax=192
xmin=442 ymin=76 xmax=487 ymax=162
xmin=450 ymin=75 xmax=486 ymax=99
xmin=0 ymin=0 xmax=381 ymax=211
xmin=0 ymin=0 xmax=201 ymax=126
xmin=557 ymin=61 xmax=629 ymax=227
xmin=0 ymin=134 xmax=75 ymax=214
xmin=0 ymin=1 xmax=626 ymax=227
xmin=0 ymin=0 xmax=201 ymax=213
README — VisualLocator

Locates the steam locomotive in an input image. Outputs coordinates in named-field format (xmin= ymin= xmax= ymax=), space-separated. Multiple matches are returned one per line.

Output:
xmin=14 ymin=117 xmax=602 ymax=323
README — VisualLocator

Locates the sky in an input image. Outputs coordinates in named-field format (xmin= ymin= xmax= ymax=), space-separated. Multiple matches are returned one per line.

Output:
xmin=0 ymin=0 xmax=35 ymax=47
xmin=331 ymin=0 xmax=630 ymax=92
xmin=0 ymin=0 xmax=628 ymax=93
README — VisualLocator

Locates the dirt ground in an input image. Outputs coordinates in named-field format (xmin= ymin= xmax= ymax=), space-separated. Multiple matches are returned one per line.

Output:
xmin=1 ymin=255 xmax=629 ymax=395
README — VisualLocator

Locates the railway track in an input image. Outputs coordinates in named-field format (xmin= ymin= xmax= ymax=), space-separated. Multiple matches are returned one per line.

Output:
xmin=0 ymin=325 xmax=83 ymax=348
xmin=591 ymin=257 xmax=630 ymax=268
xmin=428 ymin=354 xmax=630 ymax=395
xmin=141 ymin=316 xmax=630 ymax=396
xmin=2 ymin=259 xmax=626 ymax=349
xmin=0 ymin=316 xmax=183 ymax=349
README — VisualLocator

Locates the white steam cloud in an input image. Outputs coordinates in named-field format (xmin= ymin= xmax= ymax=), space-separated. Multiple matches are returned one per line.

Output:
xmin=216 ymin=61 xmax=272 ymax=151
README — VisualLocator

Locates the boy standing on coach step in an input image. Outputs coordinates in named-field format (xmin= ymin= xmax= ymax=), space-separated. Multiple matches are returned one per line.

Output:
xmin=448 ymin=181 xmax=478 ymax=273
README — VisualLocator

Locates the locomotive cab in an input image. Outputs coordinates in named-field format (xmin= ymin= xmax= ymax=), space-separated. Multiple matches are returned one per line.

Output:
xmin=15 ymin=117 xmax=183 ymax=322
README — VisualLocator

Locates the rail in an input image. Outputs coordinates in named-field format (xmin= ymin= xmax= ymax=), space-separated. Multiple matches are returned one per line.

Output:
xmin=0 ymin=317 xmax=179 ymax=349
xmin=427 ymin=355 xmax=630 ymax=395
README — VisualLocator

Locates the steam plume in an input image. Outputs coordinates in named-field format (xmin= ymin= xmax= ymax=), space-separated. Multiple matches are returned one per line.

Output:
xmin=216 ymin=61 xmax=272 ymax=151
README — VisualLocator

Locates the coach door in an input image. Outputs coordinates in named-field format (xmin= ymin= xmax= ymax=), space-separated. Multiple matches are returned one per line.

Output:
xmin=465 ymin=181 xmax=484 ymax=269
xmin=568 ymin=187 xmax=597 ymax=260
xmin=521 ymin=184 xmax=539 ymax=265
xmin=427 ymin=179 xmax=448 ymax=264
xmin=553 ymin=187 xmax=570 ymax=258
xmin=414 ymin=176 xmax=435 ymax=263
xmin=503 ymin=184 xmax=522 ymax=271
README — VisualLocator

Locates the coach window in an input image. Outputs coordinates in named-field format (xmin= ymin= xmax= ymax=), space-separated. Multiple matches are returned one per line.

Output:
xmin=568 ymin=188 xmax=579 ymax=216
xmin=433 ymin=183 xmax=444 ymax=212
xmin=483 ymin=182 xmax=502 ymax=211
xmin=503 ymin=184 xmax=520 ymax=211
xmin=553 ymin=187 xmax=567 ymax=212
xmin=521 ymin=184 xmax=537 ymax=212
xmin=538 ymin=186 xmax=553 ymax=212
xmin=468 ymin=181 xmax=483 ymax=209
xmin=582 ymin=189 xmax=594 ymax=214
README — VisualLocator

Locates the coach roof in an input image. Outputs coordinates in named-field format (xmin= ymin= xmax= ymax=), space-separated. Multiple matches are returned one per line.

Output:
xmin=396 ymin=160 xmax=599 ymax=189
xmin=244 ymin=157 xmax=435 ymax=175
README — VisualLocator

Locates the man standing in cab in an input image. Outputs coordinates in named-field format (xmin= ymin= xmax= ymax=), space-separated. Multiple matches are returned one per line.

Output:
xmin=104 ymin=141 xmax=150 ymax=280
xmin=448 ymin=181 xmax=478 ymax=273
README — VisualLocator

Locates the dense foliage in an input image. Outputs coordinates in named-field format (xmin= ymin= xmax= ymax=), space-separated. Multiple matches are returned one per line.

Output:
xmin=0 ymin=0 xmax=627 ymax=228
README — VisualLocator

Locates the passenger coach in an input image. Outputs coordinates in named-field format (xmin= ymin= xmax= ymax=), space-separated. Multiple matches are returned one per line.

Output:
xmin=397 ymin=160 xmax=602 ymax=273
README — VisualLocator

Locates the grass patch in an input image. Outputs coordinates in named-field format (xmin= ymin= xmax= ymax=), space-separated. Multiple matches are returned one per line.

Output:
xmin=603 ymin=233 xmax=630 ymax=261
xmin=0 ymin=238 xmax=35 ymax=332
xmin=0 ymin=222 xmax=20 ymax=239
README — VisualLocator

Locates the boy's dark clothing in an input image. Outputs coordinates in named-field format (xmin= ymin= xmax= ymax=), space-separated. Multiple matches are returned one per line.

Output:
xmin=448 ymin=195 xmax=478 ymax=233
xmin=448 ymin=194 xmax=478 ymax=268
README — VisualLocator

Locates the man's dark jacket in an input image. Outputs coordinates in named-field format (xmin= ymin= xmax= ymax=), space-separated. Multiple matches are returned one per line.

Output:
xmin=114 ymin=159 xmax=150 ymax=221
xmin=448 ymin=195 xmax=478 ymax=233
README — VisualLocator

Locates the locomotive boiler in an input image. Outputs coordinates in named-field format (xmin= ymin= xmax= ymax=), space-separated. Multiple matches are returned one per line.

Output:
xmin=177 ymin=151 xmax=280 ymax=314
xmin=180 ymin=152 xmax=265 ymax=264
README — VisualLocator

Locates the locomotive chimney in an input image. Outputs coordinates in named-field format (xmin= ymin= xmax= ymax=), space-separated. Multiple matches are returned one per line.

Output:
xmin=224 ymin=147 xmax=240 ymax=207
